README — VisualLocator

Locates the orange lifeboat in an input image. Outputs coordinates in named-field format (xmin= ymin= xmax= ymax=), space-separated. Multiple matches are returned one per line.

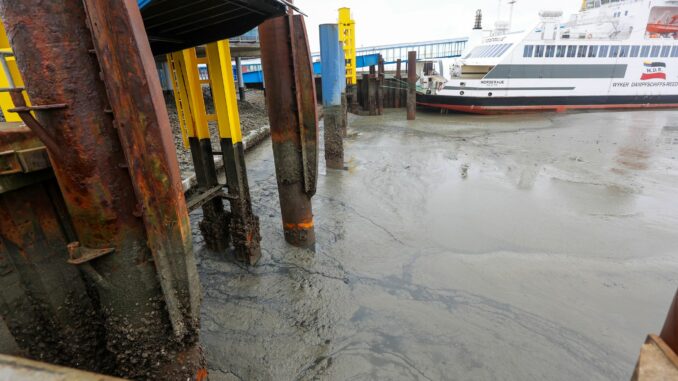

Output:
xmin=646 ymin=15 xmax=678 ymax=34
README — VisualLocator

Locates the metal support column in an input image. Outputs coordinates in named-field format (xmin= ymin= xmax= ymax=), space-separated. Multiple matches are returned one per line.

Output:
xmin=407 ymin=51 xmax=417 ymax=120
xmin=319 ymin=24 xmax=344 ymax=170
xmin=206 ymin=40 xmax=262 ymax=264
xmin=235 ymin=56 xmax=246 ymax=101
xmin=167 ymin=49 xmax=231 ymax=252
xmin=259 ymin=7 xmax=318 ymax=248
xmin=0 ymin=0 xmax=204 ymax=379
xmin=338 ymin=7 xmax=356 ymax=85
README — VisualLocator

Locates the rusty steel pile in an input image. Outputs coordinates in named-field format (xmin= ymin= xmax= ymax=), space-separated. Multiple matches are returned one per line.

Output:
xmin=0 ymin=0 xmax=322 ymax=379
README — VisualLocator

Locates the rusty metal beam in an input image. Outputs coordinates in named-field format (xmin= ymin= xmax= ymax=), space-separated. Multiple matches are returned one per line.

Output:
xmin=0 ymin=0 xmax=203 ymax=379
xmin=259 ymin=7 xmax=318 ymax=248
xmin=81 ymin=0 xmax=200 ymax=339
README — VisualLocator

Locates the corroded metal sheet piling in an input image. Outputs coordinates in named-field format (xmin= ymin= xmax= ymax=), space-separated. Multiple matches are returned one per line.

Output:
xmin=259 ymin=8 xmax=319 ymax=248
xmin=319 ymin=24 xmax=344 ymax=170
xmin=0 ymin=0 xmax=203 ymax=379
xmin=407 ymin=51 xmax=417 ymax=120
xmin=0 ymin=127 xmax=110 ymax=372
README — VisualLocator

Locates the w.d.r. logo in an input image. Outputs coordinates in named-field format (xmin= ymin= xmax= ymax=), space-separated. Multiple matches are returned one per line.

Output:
xmin=641 ymin=62 xmax=667 ymax=80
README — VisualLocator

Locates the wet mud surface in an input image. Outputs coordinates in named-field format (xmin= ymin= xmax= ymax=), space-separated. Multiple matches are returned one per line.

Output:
xmin=193 ymin=109 xmax=678 ymax=380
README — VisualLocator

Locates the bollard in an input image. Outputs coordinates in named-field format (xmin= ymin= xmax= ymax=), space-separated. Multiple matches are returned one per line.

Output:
xmin=319 ymin=24 xmax=344 ymax=170
xmin=407 ymin=51 xmax=417 ymax=120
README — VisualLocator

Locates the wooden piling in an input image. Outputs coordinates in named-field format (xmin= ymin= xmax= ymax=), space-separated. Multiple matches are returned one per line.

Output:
xmin=377 ymin=56 xmax=384 ymax=115
xmin=407 ymin=51 xmax=416 ymax=120
xmin=368 ymin=75 xmax=377 ymax=116
xmin=395 ymin=59 xmax=402 ymax=109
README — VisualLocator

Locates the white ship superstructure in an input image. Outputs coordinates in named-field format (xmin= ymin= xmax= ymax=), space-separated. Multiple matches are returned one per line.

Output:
xmin=418 ymin=0 xmax=678 ymax=113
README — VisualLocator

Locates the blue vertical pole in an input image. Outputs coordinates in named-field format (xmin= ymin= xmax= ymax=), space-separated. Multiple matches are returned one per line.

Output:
xmin=320 ymin=24 xmax=342 ymax=107
xmin=319 ymin=24 xmax=344 ymax=169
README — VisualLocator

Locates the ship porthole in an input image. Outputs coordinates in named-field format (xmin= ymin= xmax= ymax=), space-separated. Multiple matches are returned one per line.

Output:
xmin=488 ymin=92 xmax=493 ymax=97
xmin=460 ymin=91 xmax=465 ymax=96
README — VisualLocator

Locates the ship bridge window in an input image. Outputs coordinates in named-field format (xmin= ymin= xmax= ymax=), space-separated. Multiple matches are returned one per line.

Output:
xmin=535 ymin=45 xmax=545 ymax=57
xmin=599 ymin=45 xmax=609 ymax=57
xmin=609 ymin=46 xmax=620 ymax=58
xmin=556 ymin=45 xmax=566 ymax=57
xmin=588 ymin=46 xmax=598 ymax=57
xmin=651 ymin=46 xmax=661 ymax=57
xmin=466 ymin=43 xmax=514 ymax=59
xmin=630 ymin=45 xmax=640 ymax=57
xmin=641 ymin=45 xmax=651 ymax=57
xmin=486 ymin=45 xmax=499 ymax=56
xmin=577 ymin=45 xmax=587 ymax=57
xmin=497 ymin=44 xmax=512 ymax=56
xmin=672 ymin=46 xmax=678 ymax=58
xmin=619 ymin=45 xmax=630 ymax=58
xmin=523 ymin=45 xmax=534 ymax=57
xmin=546 ymin=45 xmax=556 ymax=57
xmin=567 ymin=45 xmax=577 ymax=57
xmin=661 ymin=46 xmax=671 ymax=58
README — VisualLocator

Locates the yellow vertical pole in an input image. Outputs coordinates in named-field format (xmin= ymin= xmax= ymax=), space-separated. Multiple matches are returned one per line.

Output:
xmin=338 ymin=7 xmax=357 ymax=85
xmin=166 ymin=48 xmax=211 ymax=148
xmin=179 ymin=49 xmax=211 ymax=141
xmin=205 ymin=40 xmax=261 ymax=265
xmin=205 ymin=40 xmax=242 ymax=144
xmin=167 ymin=52 xmax=193 ymax=148
xmin=0 ymin=22 xmax=28 ymax=122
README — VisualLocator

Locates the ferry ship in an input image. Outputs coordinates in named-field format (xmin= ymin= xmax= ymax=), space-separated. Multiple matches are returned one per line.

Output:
xmin=417 ymin=0 xmax=678 ymax=114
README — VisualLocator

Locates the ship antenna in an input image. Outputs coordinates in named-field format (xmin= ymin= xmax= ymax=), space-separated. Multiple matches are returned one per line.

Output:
xmin=508 ymin=0 xmax=517 ymax=32
xmin=474 ymin=9 xmax=483 ymax=30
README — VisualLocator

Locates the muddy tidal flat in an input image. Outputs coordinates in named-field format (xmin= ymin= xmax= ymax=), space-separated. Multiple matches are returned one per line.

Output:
xmin=193 ymin=109 xmax=678 ymax=380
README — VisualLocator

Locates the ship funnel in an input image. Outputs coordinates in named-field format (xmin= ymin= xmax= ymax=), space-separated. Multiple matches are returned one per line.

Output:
xmin=474 ymin=9 xmax=483 ymax=30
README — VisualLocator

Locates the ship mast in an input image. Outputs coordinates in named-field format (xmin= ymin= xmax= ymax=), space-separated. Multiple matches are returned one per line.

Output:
xmin=508 ymin=0 xmax=517 ymax=32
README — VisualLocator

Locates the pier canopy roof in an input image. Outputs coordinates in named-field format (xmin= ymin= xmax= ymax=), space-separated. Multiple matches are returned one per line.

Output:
xmin=138 ymin=0 xmax=287 ymax=55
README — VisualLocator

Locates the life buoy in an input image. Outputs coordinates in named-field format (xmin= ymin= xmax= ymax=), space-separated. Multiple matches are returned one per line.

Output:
xmin=586 ymin=33 xmax=593 ymax=39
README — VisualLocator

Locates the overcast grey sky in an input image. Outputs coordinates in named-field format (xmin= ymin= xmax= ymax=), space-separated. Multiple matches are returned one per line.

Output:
xmin=296 ymin=0 xmax=582 ymax=52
